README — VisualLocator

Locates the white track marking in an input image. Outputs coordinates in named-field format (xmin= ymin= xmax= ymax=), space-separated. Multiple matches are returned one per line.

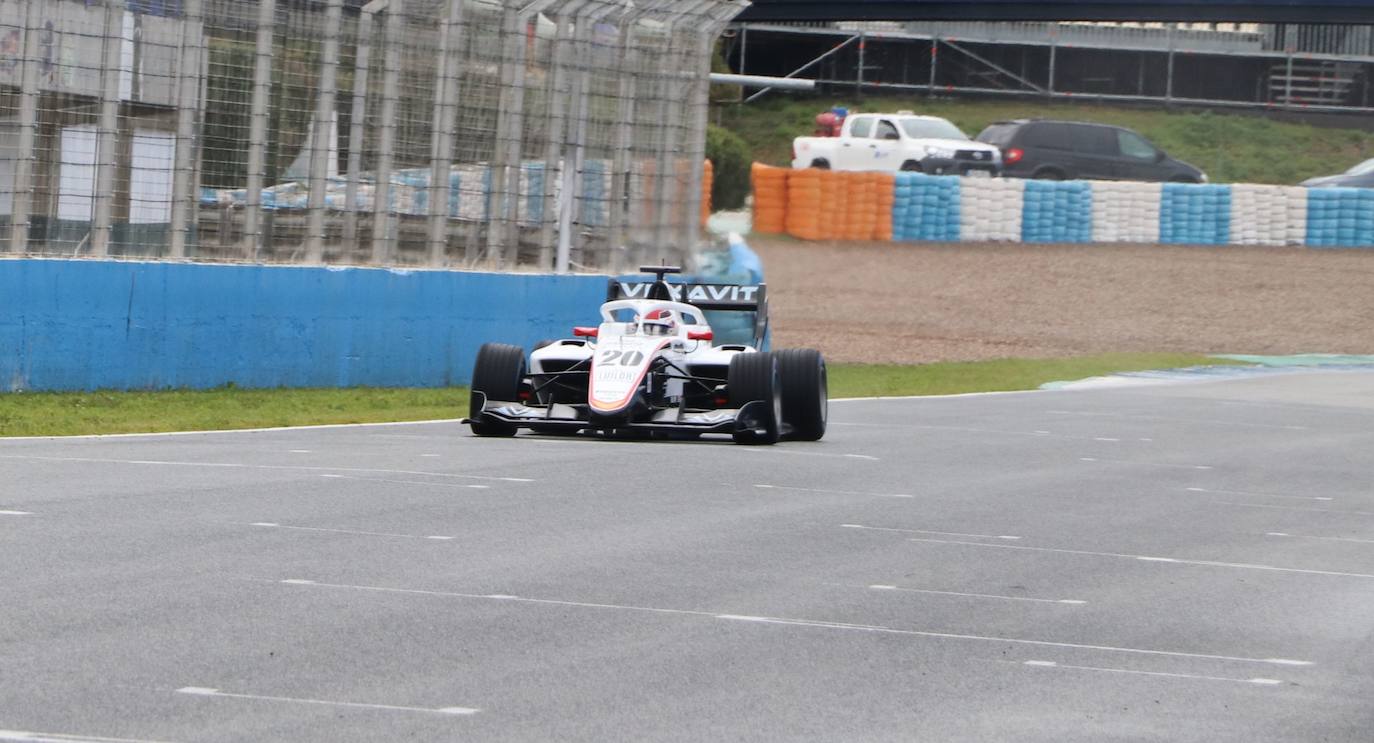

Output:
xmin=755 ymin=484 xmax=913 ymax=499
xmin=174 ymin=687 xmax=476 ymax=716
xmin=1218 ymin=502 xmax=1374 ymax=517
xmin=867 ymin=584 xmax=1084 ymax=605
xmin=1079 ymin=456 xmax=1212 ymax=470
xmin=288 ymin=450 xmax=311 ymax=453
xmin=421 ymin=454 xmax=442 ymax=458
xmin=735 ymin=448 xmax=880 ymax=461
xmin=0 ymin=454 xmax=531 ymax=483
xmin=0 ymin=730 xmax=178 ymax=743
xmin=1015 ymin=660 xmax=1286 ymax=686
xmin=274 ymin=579 xmax=1308 ymax=667
xmin=1186 ymin=486 xmax=1332 ymax=502
xmin=906 ymin=536 xmax=1374 ymax=580
xmin=0 ymin=510 xmax=33 ymax=516
xmin=829 ymin=421 xmax=1122 ymax=442
xmin=1046 ymin=409 xmax=1308 ymax=431
xmin=1266 ymin=532 xmax=1374 ymax=546
xmin=0 ymin=418 xmax=466 ymax=441
xmin=247 ymin=522 xmax=454 ymax=541
xmin=830 ymin=389 xmax=1043 ymax=401
xmin=314 ymin=473 xmax=494 ymax=490
xmin=841 ymin=523 xmax=1020 ymax=540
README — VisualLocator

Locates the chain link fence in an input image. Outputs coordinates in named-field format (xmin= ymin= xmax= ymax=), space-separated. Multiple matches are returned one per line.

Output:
xmin=0 ymin=0 xmax=743 ymax=272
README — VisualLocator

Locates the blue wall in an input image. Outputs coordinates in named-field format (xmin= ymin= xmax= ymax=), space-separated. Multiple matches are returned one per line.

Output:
xmin=0 ymin=259 xmax=608 ymax=392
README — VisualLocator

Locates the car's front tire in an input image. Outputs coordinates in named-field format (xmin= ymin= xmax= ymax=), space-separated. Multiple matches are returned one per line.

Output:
xmin=470 ymin=343 xmax=525 ymax=437
xmin=729 ymin=352 xmax=781 ymax=445
xmin=776 ymin=348 xmax=827 ymax=441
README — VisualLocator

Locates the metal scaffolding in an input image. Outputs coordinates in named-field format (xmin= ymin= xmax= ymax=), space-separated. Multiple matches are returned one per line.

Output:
xmin=0 ymin=0 xmax=745 ymax=271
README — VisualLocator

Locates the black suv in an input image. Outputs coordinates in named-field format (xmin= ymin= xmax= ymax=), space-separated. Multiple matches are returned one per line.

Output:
xmin=975 ymin=120 xmax=1206 ymax=183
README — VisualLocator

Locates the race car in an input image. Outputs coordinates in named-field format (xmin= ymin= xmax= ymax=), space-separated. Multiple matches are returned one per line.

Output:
xmin=464 ymin=266 xmax=827 ymax=444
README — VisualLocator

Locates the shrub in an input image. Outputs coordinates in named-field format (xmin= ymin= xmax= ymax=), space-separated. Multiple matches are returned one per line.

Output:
xmin=706 ymin=124 xmax=751 ymax=211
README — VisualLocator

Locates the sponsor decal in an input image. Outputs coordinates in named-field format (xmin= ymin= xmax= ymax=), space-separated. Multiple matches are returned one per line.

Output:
xmin=615 ymin=282 xmax=759 ymax=305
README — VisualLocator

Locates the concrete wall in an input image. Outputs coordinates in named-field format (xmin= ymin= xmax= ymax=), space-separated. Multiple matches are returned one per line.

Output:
xmin=0 ymin=259 xmax=608 ymax=392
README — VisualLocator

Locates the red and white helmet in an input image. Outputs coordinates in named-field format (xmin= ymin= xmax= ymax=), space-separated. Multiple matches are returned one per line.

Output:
xmin=639 ymin=309 xmax=677 ymax=336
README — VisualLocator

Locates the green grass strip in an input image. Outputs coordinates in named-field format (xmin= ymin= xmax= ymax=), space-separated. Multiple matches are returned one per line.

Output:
xmin=0 ymin=386 xmax=470 ymax=438
xmin=0 ymin=353 xmax=1241 ymax=437
xmin=827 ymin=353 xmax=1243 ymax=399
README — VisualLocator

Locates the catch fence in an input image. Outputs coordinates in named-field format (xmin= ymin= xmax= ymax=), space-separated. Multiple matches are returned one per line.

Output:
xmin=0 ymin=0 xmax=744 ymax=272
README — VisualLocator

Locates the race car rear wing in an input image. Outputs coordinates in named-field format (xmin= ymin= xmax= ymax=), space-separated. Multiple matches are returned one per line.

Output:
xmin=607 ymin=276 xmax=770 ymax=349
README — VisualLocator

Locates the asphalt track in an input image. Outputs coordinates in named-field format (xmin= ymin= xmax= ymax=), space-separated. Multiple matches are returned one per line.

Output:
xmin=2 ymin=371 xmax=1373 ymax=742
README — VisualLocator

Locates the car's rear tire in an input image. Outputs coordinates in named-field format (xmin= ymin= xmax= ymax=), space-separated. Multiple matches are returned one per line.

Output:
xmin=1032 ymin=167 xmax=1066 ymax=181
xmin=469 ymin=343 xmax=525 ymax=437
xmin=728 ymin=352 xmax=781 ymax=445
xmin=776 ymin=348 xmax=828 ymax=441
xmin=900 ymin=160 xmax=923 ymax=172
xmin=810 ymin=159 xmax=831 ymax=170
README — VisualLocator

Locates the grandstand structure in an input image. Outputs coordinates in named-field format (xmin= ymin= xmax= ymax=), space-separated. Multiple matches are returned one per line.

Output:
xmin=728 ymin=19 xmax=1374 ymax=112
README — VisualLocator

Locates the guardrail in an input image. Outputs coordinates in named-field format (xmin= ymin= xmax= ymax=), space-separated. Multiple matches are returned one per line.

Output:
xmin=752 ymin=165 xmax=1374 ymax=248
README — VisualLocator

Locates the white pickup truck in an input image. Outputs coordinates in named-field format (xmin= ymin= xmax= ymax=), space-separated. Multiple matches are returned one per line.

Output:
xmin=792 ymin=112 xmax=1002 ymax=177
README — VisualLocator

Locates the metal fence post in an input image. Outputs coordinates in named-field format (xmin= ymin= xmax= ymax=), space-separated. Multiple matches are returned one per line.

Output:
xmin=92 ymin=0 xmax=127 ymax=258
xmin=306 ymin=0 xmax=344 ymax=263
xmin=8 ymin=0 xmax=42 ymax=254
xmin=370 ymin=0 xmax=404 ymax=265
xmin=427 ymin=0 xmax=465 ymax=267
xmin=243 ymin=0 xmax=278 ymax=260
xmin=169 ymin=0 xmax=204 ymax=259
xmin=344 ymin=2 xmax=379 ymax=256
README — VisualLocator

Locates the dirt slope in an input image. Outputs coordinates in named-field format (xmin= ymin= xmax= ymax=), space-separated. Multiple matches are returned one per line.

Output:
xmin=751 ymin=237 xmax=1374 ymax=364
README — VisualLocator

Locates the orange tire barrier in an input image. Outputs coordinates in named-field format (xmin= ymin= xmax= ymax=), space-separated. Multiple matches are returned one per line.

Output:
xmin=750 ymin=162 xmax=894 ymax=242
xmin=751 ymin=163 xmax=789 ymax=234
xmin=702 ymin=160 xmax=713 ymax=227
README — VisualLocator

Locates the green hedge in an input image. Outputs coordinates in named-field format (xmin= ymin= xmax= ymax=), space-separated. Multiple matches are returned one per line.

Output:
xmin=706 ymin=125 xmax=751 ymax=211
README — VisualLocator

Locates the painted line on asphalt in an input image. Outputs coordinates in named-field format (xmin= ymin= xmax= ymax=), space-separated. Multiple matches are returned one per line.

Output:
xmin=755 ymin=484 xmax=914 ymax=499
xmin=0 ymin=455 xmax=532 ymax=483
xmin=0 ymin=510 xmax=33 ymax=516
xmin=0 ymin=419 xmax=467 ymax=441
xmin=272 ymin=579 xmax=1309 ymax=667
xmin=829 ymin=421 xmax=1123 ymax=442
xmin=1079 ymin=457 xmax=1212 ymax=470
xmin=0 ymin=731 xmax=178 ymax=743
xmin=841 ymin=523 xmax=1020 ymax=540
xmin=867 ymin=584 xmax=1085 ymax=605
xmin=174 ymin=687 xmax=476 ymax=716
xmin=288 ymin=449 xmax=312 ymax=454
xmin=421 ymin=454 xmax=442 ymax=458
xmin=1015 ymin=660 xmax=1285 ymax=686
xmin=1186 ymin=486 xmax=1333 ymax=502
xmin=1046 ymin=409 xmax=1308 ymax=431
xmin=830 ymin=389 xmax=1045 ymax=402
xmin=906 ymin=536 xmax=1374 ymax=580
xmin=247 ymin=522 xmax=454 ymax=541
xmin=314 ymin=473 xmax=492 ymax=490
xmin=1218 ymin=502 xmax=1374 ymax=517
xmin=1266 ymin=532 xmax=1374 ymax=546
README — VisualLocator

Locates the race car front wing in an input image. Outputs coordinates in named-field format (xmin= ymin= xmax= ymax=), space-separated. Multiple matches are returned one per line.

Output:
xmin=465 ymin=392 xmax=775 ymax=437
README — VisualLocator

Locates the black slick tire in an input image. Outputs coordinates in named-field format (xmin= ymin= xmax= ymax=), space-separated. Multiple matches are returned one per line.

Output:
xmin=775 ymin=348 xmax=828 ymax=441
xmin=728 ymin=352 xmax=781 ymax=445
xmin=469 ymin=342 xmax=525 ymax=437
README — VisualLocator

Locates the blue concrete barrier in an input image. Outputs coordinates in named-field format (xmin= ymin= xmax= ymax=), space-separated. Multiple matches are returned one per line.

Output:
xmin=0 ymin=259 xmax=608 ymax=392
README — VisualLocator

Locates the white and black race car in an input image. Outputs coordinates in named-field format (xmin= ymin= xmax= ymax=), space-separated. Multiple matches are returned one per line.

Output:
xmin=464 ymin=266 xmax=826 ymax=444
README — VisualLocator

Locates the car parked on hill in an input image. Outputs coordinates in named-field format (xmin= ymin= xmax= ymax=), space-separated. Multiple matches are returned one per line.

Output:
xmin=975 ymin=119 xmax=1206 ymax=183
xmin=793 ymin=112 xmax=1002 ymax=176
xmin=1299 ymin=158 xmax=1374 ymax=188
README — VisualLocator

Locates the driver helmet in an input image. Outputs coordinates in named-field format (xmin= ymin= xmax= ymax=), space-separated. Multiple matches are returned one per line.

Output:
xmin=640 ymin=309 xmax=678 ymax=336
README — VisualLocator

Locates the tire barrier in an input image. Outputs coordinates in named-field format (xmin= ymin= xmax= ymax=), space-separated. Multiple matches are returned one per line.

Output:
xmin=752 ymin=163 xmax=1374 ymax=248
xmin=750 ymin=163 xmax=789 ymax=235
